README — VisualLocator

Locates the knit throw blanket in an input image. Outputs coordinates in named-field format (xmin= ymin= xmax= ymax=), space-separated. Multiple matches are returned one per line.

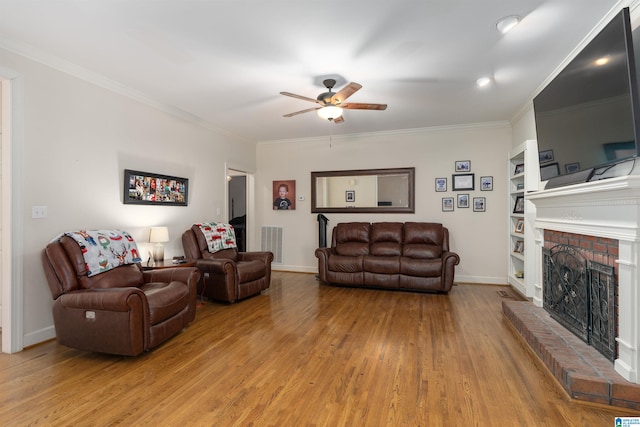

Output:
xmin=63 ymin=230 xmax=142 ymax=277
xmin=196 ymin=222 xmax=237 ymax=253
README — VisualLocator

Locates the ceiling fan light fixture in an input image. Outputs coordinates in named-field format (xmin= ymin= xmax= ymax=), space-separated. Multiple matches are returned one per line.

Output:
xmin=317 ymin=105 xmax=343 ymax=120
xmin=496 ymin=15 xmax=520 ymax=34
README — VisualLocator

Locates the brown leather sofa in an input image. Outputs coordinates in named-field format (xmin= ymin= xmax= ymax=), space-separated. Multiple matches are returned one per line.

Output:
xmin=315 ymin=222 xmax=460 ymax=293
xmin=182 ymin=225 xmax=273 ymax=303
xmin=42 ymin=235 xmax=201 ymax=356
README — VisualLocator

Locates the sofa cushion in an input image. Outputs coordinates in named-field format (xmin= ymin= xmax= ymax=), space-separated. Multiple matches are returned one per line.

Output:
xmin=364 ymin=255 xmax=400 ymax=274
xmin=400 ymin=257 xmax=443 ymax=277
xmin=403 ymin=222 xmax=443 ymax=258
xmin=328 ymin=254 xmax=364 ymax=273
xmin=236 ymin=260 xmax=267 ymax=283
xmin=335 ymin=222 xmax=370 ymax=256
xmin=370 ymin=222 xmax=403 ymax=256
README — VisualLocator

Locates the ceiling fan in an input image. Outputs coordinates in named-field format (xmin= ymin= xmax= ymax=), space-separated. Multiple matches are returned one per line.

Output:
xmin=280 ymin=79 xmax=387 ymax=123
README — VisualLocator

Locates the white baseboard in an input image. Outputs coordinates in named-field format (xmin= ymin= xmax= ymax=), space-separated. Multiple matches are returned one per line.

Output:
xmin=23 ymin=325 xmax=56 ymax=348
xmin=455 ymin=274 xmax=508 ymax=285
xmin=271 ymin=265 xmax=316 ymax=274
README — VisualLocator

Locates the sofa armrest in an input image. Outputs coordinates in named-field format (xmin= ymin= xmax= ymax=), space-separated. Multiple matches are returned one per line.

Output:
xmin=441 ymin=251 xmax=461 ymax=292
xmin=194 ymin=258 xmax=236 ymax=275
xmin=315 ymin=247 xmax=336 ymax=282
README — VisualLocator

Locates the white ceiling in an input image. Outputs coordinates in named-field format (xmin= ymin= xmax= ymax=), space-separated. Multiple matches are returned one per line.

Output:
xmin=0 ymin=0 xmax=624 ymax=142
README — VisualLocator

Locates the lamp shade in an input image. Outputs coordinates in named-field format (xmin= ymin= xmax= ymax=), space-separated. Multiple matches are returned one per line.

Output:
xmin=317 ymin=106 xmax=343 ymax=120
xmin=149 ymin=226 xmax=169 ymax=243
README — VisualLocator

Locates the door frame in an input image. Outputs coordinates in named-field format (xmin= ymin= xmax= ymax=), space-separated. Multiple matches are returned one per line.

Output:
xmin=225 ymin=162 xmax=254 ymax=251
xmin=1 ymin=72 xmax=25 ymax=354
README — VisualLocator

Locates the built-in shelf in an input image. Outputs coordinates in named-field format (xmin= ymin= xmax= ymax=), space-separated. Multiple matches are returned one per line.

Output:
xmin=507 ymin=140 xmax=539 ymax=298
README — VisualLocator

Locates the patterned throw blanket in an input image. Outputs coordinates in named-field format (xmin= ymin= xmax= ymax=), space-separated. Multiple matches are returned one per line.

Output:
xmin=195 ymin=222 xmax=237 ymax=253
xmin=62 ymin=230 xmax=142 ymax=277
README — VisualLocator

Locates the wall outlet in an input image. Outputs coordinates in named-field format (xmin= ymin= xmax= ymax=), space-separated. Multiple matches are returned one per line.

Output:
xmin=32 ymin=206 xmax=48 ymax=219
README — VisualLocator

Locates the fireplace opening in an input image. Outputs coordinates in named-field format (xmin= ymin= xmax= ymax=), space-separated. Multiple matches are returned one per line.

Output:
xmin=543 ymin=243 xmax=617 ymax=361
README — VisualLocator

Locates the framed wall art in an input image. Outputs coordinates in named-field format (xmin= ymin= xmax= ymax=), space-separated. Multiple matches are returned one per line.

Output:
xmin=473 ymin=197 xmax=486 ymax=212
xmin=452 ymin=173 xmax=475 ymax=191
xmin=513 ymin=196 xmax=525 ymax=214
xmin=273 ymin=180 xmax=296 ymax=210
xmin=123 ymin=169 xmax=188 ymax=206
xmin=480 ymin=176 xmax=493 ymax=191
xmin=345 ymin=190 xmax=355 ymax=202
xmin=455 ymin=160 xmax=471 ymax=172
xmin=514 ymin=218 xmax=525 ymax=233
xmin=457 ymin=194 xmax=469 ymax=208
xmin=435 ymin=177 xmax=447 ymax=192
xmin=442 ymin=197 xmax=454 ymax=212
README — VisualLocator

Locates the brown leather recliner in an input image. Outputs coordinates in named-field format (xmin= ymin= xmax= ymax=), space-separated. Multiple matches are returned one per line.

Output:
xmin=42 ymin=235 xmax=201 ymax=356
xmin=182 ymin=225 xmax=273 ymax=303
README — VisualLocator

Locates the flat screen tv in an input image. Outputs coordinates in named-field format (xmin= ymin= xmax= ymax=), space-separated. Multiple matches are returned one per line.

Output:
xmin=533 ymin=7 xmax=640 ymax=188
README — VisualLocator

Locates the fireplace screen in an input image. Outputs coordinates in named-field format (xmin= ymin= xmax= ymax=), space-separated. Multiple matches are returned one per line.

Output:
xmin=543 ymin=244 xmax=616 ymax=361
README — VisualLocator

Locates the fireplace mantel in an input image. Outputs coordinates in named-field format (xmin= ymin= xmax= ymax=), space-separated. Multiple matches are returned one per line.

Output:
xmin=527 ymin=175 xmax=640 ymax=384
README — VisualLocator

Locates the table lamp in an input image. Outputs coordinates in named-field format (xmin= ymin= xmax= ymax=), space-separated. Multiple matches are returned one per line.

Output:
xmin=149 ymin=226 xmax=169 ymax=262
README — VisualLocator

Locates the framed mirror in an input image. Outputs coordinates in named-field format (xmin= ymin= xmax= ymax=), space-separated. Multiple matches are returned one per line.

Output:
xmin=311 ymin=167 xmax=415 ymax=213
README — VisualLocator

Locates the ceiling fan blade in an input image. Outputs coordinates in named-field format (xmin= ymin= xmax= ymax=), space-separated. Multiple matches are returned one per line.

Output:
xmin=343 ymin=103 xmax=387 ymax=110
xmin=283 ymin=107 xmax=321 ymax=117
xmin=331 ymin=82 xmax=362 ymax=104
xmin=333 ymin=115 xmax=345 ymax=124
xmin=280 ymin=92 xmax=320 ymax=104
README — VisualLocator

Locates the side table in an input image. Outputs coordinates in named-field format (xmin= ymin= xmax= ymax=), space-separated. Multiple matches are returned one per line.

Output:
xmin=142 ymin=259 xmax=197 ymax=271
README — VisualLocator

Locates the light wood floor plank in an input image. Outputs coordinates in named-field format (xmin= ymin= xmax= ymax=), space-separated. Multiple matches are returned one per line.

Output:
xmin=0 ymin=271 xmax=635 ymax=426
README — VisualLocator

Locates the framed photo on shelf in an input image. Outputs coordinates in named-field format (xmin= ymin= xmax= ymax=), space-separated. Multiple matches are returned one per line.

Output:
xmin=514 ymin=163 xmax=524 ymax=175
xmin=442 ymin=197 xmax=454 ymax=212
xmin=435 ymin=177 xmax=447 ymax=192
xmin=455 ymin=160 xmax=471 ymax=172
xmin=539 ymin=149 xmax=554 ymax=163
xmin=513 ymin=195 xmax=525 ymax=214
xmin=565 ymin=162 xmax=580 ymax=173
xmin=540 ymin=162 xmax=560 ymax=180
xmin=513 ymin=240 xmax=524 ymax=254
xmin=514 ymin=218 xmax=524 ymax=233
xmin=457 ymin=193 xmax=469 ymax=208
xmin=480 ymin=176 xmax=493 ymax=191
xmin=473 ymin=197 xmax=486 ymax=212
xmin=452 ymin=173 xmax=475 ymax=191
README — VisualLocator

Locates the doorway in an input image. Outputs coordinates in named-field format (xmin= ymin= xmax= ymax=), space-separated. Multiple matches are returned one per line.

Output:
xmin=228 ymin=169 xmax=247 ymax=252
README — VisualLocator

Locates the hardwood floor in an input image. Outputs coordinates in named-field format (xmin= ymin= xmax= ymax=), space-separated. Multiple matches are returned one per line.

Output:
xmin=0 ymin=272 xmax=636 ymax=426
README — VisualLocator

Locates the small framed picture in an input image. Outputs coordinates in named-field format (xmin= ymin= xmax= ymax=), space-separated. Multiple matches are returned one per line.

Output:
xmin=539 ymin=149 xmax=554 ymax=163
xmin=457 ymin=193 xmax=469 ymax=208
xmin=452 ymin=173 xmax=475 ymax=191
xmin=435 ymin=177 xmax=447 ymax=192
xmin=455 ymin=160 xmax=471 ymax=172
xmin=514 ymin=163 xmax=524 ymax=175
xmin=540 ymin=162 xmax=560 ymax=181
xmin=473 ymin=197 xmax=486 ymax=212
xmin=442 ymin=197 xmax=454 ymax=212
xmin=480 ymin=176 xmax=493 ymax=191
xmin=565 ymin=162 xmax=580 ymax=173
xmin=513 ymin=240 xmax=524 ymax=254
xmin=345 ymin=190 xmax=355 ymax=202
xmin=513 ymin=195 xmax=525 ymax=214
xmin=514 ymin=218 xmax=524 ymax=233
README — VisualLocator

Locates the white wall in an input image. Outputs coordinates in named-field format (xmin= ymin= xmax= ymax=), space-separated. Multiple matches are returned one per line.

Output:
xmin=256 ymin=123 xmax=511 ymax=284
xmin=0 ymin=47 xmax=256 ymax=346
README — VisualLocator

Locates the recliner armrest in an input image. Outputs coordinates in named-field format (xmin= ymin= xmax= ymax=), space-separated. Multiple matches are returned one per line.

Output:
xmin=56 ymin=288 xmax=147 ymax=312
xmin=143 ymin=267 xmax=201 ymax=288
xmin=237 ymin=251 xmax=274 ymax=264
xmin=195 ymin=258 xmax=237 ymax=275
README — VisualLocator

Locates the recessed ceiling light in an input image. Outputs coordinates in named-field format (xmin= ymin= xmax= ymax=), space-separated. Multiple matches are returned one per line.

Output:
xmin=476 ymin=77 xmax=492 ymax=87
xmin=496 ymin=15 xmax=521 ymax=34
xmin=595 ymin=56 xmax=609 ymax=66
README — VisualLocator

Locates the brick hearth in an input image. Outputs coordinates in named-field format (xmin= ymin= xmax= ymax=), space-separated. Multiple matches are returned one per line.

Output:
xmin=502 ymin=300 xmax=640 ymax=410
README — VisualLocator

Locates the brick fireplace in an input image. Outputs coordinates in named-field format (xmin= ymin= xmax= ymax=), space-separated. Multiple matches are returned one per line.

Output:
xmin=526 ymin=175 xmax=640 ymax=385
